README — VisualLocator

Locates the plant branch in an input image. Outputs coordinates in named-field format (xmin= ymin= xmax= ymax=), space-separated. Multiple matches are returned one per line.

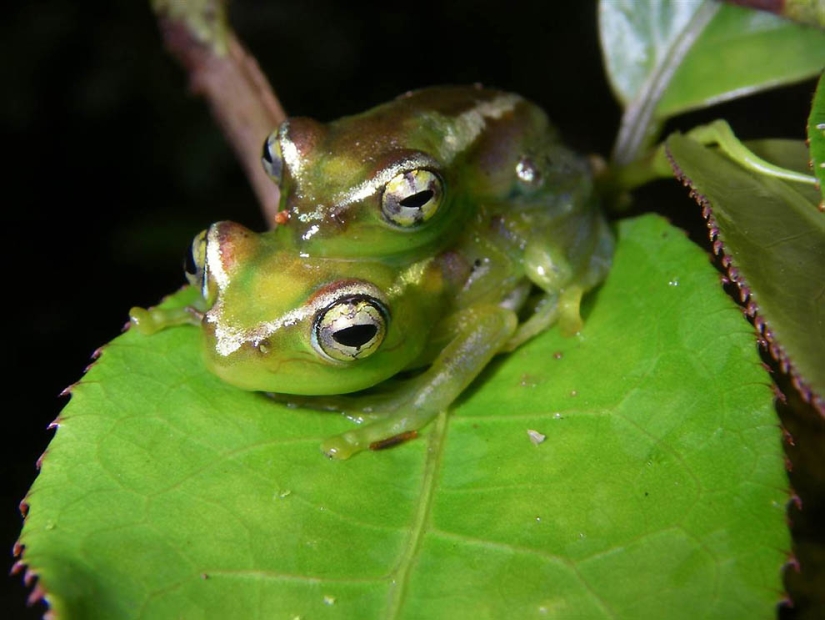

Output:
xmin=153 ymin=1 xmax=286 ymax=226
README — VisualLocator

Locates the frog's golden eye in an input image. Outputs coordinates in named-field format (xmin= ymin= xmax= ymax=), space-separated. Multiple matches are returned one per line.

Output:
xmin=381 ymin=169 xmax=442 ymax=227
xmin=184 ymin=230 xmax=208 ymax=292
xmin=312 ymin=295 xmax=388 ymax=362
xmin=261 ymin=130 xmax=283 ymax=184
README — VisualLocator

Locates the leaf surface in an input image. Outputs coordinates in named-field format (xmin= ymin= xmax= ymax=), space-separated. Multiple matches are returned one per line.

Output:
xmin=599 ymin=0 xmax=711 ymax=108
xmin=19 ymin=215 xmax=790 ymax=619
xmin=657 ymin=5 xmax=825 ymax=117
xmin=600 ymin=0 xmax=825 ymax=116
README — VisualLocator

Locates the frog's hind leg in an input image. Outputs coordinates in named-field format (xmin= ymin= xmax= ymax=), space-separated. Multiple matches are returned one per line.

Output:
xmin=506 ymin=211 xmax=613 ymax=350
xmin=316 ymin=304 xmax=518 ymax=459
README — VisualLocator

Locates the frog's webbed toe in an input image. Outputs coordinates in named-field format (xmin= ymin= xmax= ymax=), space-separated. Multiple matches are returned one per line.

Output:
xmin=268 ymin=378 xmax=445 ymax=458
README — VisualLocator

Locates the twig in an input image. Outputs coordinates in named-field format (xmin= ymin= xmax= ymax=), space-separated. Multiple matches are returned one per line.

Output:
xmin=155 ymin=5 xmax=286 ymax=225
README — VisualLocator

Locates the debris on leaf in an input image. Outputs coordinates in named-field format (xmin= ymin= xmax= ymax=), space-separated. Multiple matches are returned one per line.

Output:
xmin=527 ymin=429 xmax=546 ymax=445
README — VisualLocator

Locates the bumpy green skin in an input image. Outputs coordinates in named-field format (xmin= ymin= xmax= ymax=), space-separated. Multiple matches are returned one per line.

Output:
xmin=131 ymin=86 xmax=614 ymax=458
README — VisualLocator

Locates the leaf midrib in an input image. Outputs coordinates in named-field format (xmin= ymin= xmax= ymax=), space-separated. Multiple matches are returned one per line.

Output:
xmin=611 ymin=0 xmax=720 ymax=164
xmin=382 ymin=410 xmax=450 ymax=618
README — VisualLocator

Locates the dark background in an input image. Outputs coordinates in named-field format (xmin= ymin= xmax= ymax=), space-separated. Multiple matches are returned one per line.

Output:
xmin=3 ymin=1 xmax=821 ymax=618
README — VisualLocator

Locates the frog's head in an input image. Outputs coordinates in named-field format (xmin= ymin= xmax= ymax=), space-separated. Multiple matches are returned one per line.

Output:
xmin=261 ymin=115 xmax=448 ymax=260
xmin=185 ymin=221 xmax=437 ymax=394
xmin=259 ymin=87 xmax=539 ymax=260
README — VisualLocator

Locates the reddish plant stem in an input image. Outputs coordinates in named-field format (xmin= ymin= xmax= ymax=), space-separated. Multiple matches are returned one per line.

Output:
xmin=157 ymin=16 xmax=286 ymax=226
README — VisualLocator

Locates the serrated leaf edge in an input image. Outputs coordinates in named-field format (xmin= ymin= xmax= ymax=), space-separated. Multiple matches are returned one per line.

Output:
xmin=665 ymin=143 xmax=825 ymax=417
xmin=11 ymin=337 xmax=117 ymax=618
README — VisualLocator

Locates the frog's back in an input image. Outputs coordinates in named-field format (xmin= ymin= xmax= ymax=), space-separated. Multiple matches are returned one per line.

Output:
xmin=322 ymin=86 xmax=549 ymax=173
xmin=380 ymin=87 xmax=589 ymax=221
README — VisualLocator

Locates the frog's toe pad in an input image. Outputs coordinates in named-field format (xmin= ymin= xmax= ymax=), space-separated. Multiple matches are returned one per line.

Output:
xmin=558 ymin=287 xmax=584 ymax=336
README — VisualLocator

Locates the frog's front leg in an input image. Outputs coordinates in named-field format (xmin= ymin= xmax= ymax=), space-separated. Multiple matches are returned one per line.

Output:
xmin=286 ymin=304 xmax=518 ymax=460
xmin=507 ymin=213 xmax=614 ymax=350
xmin=129 ymin=301 xmax=204 ymax=335
xmin=504 ymin=241 xmax=584 ymax=351
xmin=503 ymin=287 xmax=583 ymax=352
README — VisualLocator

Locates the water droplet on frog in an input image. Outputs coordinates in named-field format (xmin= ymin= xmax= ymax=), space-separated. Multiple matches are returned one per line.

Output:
xmin=516 ymin=156 xmax=541 ymax=185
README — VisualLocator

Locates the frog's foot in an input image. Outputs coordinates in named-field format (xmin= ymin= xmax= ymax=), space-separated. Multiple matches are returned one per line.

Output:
xmin=267 ymin=380 xmax=440 ymax=459
xmin=321 ymin=407 xmax=442 ymax=459
xmin=129 ymin=305 xmax=202 ymax=335
xmin=557 ymin=286 xmax=584 ymax=336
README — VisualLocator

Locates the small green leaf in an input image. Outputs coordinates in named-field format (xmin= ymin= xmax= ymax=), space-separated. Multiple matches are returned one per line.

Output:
xmin=667 ymin=132 xmax=825 ymax=414
xmin=659 ymin=4 xmax=825 ymax=117
xmin=600 ymin=0 xmax=825 ymax=164
xmin=599 ymin=0 xmax=720 ymax=163
xmin=599 ymin=0 xmax=714 ymax=109
xmin=809 ymin=72 xmax=825 ymax=207
xmin=18 ymin=216 xmax=789 ymax=619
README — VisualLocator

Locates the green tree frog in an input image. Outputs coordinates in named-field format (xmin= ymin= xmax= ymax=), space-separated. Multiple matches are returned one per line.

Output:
xmin=130 ymin=86 xmax=614 ymax=459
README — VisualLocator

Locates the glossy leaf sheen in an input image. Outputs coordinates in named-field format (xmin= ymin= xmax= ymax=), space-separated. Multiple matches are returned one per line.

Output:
xmin=599 ymin=0 xmax=707 ymax=107
xmin=600 ymin=0 xmax=825 ymax=119
xmin=658 ymin=4 xmax=825 ymax=117
xmin=20 ymin=216 xmax=789 ymax=619
xmin=667 ymin=133 xmax=825 ymax=413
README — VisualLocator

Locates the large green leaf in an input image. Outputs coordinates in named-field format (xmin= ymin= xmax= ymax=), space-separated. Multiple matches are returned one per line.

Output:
xmin=18 ymin=215 xmax=789 ymax=619
xmin=667 ymin=133 xmax=825 ymax=415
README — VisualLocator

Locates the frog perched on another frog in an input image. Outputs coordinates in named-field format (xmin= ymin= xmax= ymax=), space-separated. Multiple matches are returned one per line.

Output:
xmin=130 ymin=86 xmax=614 ymax=459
